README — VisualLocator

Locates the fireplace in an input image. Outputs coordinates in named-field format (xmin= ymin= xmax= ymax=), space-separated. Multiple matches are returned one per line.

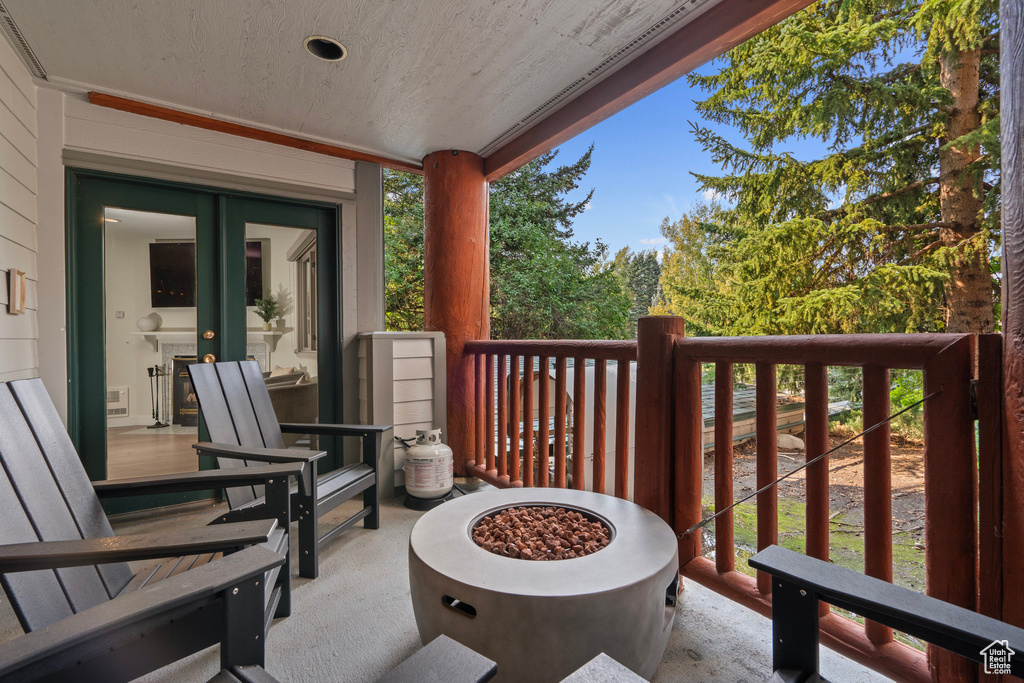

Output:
xmin=408 ymin=489 xmax=679 ymax=682
xmin=171 ymin=356 xmax=199 ymax=426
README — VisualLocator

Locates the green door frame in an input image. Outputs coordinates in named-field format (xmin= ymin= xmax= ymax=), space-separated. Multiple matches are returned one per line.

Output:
xmin=66 ymin=168 xmax=343 ymax=512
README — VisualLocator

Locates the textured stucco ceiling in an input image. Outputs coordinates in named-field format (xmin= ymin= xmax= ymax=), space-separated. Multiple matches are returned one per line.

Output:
xmin=5 ymin=0 xmax=720 ymax=164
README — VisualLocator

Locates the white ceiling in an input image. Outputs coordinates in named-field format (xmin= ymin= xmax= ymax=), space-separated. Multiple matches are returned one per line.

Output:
xmin=5 ymin=0 xmax=719 ymax=164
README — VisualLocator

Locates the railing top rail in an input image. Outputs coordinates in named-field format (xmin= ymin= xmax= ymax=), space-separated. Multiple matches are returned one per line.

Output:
xmin=674 ymin=333 xmax=973 ymax=369
xmin=465 ymin=339 xmax=637 ymax=361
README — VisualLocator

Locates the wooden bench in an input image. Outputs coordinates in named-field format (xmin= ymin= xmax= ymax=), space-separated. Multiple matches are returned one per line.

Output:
xmin=190 ymin=360 xmax=390 ymax=579
xmin=0 ymin=378 xmax=297 ymax=681
xmin=749 ymin=545 xmax=1024 ymax=680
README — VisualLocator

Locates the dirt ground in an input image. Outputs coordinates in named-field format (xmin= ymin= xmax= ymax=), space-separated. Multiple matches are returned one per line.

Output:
xmin=700 ymin=428 xmax=928 ymax=592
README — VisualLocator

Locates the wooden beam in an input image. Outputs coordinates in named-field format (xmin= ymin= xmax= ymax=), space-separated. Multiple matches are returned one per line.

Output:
xmin=87 ymin=92 xmax=423 ymax=174
xmin=1001 ymin=0 xmax=1024 ymax=632
xmin=482 ymin=0 xmax=815 ymax=181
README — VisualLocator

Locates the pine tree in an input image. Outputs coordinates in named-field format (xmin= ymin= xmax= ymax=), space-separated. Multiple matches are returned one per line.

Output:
xmin=681 ymin=0 xmax=999 ymax=333
xmin=383 ymin=147 xmax=631 ymax=339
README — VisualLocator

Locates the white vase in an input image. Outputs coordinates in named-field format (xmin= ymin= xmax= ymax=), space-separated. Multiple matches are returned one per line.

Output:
xmin=136 ymin=314 xmax=159 ymax=332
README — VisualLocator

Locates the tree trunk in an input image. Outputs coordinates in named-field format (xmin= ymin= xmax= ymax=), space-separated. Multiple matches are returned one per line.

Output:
xmin=938 ymin=48 xmax=995 ymax=333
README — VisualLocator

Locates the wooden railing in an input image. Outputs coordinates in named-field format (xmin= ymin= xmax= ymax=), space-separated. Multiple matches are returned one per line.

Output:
xmin=463 ymin=340 xmax=636 ymax=495
xmin=672 ymin=333 xmax=1001 ymax=683
xmin=458 ymin=328 xmax=1008 ymax=682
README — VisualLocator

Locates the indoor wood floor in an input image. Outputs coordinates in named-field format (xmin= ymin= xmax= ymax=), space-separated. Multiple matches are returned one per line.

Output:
xmin=107 ymin=426 xmax=199 ymax=479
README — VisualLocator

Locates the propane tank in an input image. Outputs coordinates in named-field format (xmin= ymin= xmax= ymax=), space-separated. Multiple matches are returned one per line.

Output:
xmin=404 ymin=429 xmax=454 ymax=500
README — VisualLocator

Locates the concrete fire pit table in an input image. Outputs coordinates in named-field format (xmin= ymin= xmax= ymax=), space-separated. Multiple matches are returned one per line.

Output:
xmin=409 ymin=488 xmax=679 ymax=682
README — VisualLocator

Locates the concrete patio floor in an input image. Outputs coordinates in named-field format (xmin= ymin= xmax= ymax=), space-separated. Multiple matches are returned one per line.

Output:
xmin=0 ymin=493 xmax=892 ymax=682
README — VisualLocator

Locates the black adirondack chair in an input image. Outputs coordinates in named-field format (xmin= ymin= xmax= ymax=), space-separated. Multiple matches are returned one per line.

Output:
xmin=0 ymin=378 xmax=302 ymax=681
xmin=749 ymin=545 xmax=1024 ymax=680
xmin=189 ymin=360 xmax=390 ymax=579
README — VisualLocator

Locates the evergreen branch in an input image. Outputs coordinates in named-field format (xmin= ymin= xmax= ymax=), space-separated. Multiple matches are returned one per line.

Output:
xmin=816 ymin=178 xmax=940 ymax=219
xmin=876 ymin=222 xmax=954 ymax=233
xmin=911 ymin=241 xmax=943 ymax=260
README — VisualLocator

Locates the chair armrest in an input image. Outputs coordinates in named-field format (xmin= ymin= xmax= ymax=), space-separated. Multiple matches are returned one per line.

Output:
xmin=279 ymin=422 xmax=392 ymax=437
xmin=0 ymin=520 xmax=278 ymax=573
xmin=0 ymin=545 xmax=284 ymax=680
xmin=749 ymin=545 xmax=1024 ymax=675
xmin=94 ymin=462 xmax=307 ymax=497
xmin=193 ymin=441 xmax=327 ymax=464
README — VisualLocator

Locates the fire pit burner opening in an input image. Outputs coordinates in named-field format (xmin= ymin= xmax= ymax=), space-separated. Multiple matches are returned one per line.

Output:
xmin=470 ymin=505 xmax=612 ymax=560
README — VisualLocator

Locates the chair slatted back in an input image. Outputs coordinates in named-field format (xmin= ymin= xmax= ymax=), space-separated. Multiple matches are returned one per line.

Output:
xmin=9 ymin=380 xmax=134 ymax=597
xmin=0 ymin=381 xmax=133 ymax=631
xmin=188 ymin=361 xmax=287 ymax=509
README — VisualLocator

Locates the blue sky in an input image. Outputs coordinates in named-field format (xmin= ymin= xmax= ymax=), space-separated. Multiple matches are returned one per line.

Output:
xmin=550 ymin=62 xmax=732 ymax=257
xmin=550 ymin=61 xmax=822 ymax=257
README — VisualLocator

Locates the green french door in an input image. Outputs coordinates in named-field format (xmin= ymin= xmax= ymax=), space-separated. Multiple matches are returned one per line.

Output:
xmin=67 ymin=170 xmax=341 ymax=512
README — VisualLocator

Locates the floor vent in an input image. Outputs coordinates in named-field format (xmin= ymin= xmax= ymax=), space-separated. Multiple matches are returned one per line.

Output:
xmin=477 ymin=0 xmax=716 ymax=157
xmin=0 ymin=2 xmax=45 ymax=80
xmin=107 ymin=386 xmax=129 ymax=418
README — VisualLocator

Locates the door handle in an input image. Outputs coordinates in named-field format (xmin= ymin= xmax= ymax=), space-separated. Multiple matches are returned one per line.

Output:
xmin=202 ymin=354 xmax=216 ymax=363
xmin=202 ymin=330 xmax=215 ymax=339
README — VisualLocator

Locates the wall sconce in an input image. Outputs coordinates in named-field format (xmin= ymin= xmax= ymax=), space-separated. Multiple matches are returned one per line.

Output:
xmin=7 ymin=269 xmax=25 ymax=314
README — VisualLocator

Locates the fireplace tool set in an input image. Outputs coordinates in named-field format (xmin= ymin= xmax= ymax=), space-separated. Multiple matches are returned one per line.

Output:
xmin=147 ymin=364 xmax=168 ymax=429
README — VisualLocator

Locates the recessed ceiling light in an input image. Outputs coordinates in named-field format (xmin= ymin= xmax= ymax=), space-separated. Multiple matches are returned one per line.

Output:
xmin=305 ymin=35 xmax=347 ymax=62
xmin=104 ymin=218 xmax=120 ymax=223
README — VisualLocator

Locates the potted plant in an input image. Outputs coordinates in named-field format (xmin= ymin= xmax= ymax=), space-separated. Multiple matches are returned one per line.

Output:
xmin=254 ymin=290 xmax=280 ymax=331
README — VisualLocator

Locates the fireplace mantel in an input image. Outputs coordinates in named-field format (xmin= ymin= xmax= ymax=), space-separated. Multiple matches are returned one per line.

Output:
xmin=130 ymin=328 xmax=292 ymax=352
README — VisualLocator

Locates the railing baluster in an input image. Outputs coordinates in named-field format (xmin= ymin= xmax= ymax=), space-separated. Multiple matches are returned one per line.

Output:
xmin=714 ymin=362 xmax=734 ymax=573
xmin=538 ymin=356 xmax=550 ymax=487
xmin=486 ymin=354 xmax=495 ymax=473
xmin=474 ymin=353 xmax=485 ymax=469
xmin=863 ymin=365 xmax=893 ymax=644
xmin=676 ymin=351 xmax=703 ymax=565
xmin=804 ymin=362 xmax=830 ymax=617
xmin=572 ymin=357 xmax=586 ymax=490
xmin=497 ymin=354 xmax=508 ymax=481
xmin=510 ymin=354 xmax=521 ymax=484
xmin=523 ymin=356 xmax=535 ymax=487
xmin=593 ymin=359 xmax=606 ymax=495
xmin=615 ymin=359 xmax=631 ymax=499
xmin=755 ymin=362 xmax=778 ymax=595
xmin=555 ymin=357 xmax=567 ymax=489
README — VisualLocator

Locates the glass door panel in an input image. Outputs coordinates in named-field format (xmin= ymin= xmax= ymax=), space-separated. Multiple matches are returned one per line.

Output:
xmin=245 ymin=222 xmax=319 ymax=448
xmin=103 ymin=207 xmax=201 ymax=479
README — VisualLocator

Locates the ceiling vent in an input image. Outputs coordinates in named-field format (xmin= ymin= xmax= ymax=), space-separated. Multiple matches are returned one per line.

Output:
xmin=0 ymin=1 xmax=45 ymax=79
xmin=477 ymin=0 xmax=716 ymax=157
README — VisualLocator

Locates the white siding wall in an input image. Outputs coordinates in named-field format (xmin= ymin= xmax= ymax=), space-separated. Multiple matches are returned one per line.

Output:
xmin=0 ymin=36 xmax=38 ymax=381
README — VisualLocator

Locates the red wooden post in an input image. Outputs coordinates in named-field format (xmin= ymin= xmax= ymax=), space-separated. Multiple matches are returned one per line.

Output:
xmin=497 ymin=354 xmax=508 ymax=481
xmin=863 ymin=365 xmax=893 ymax=645
xmin=755 ymin=362 xmax=778 ymax=595
xmin=593 ymin=359 xmax=607 ymax=495
xmin=1001 ymin=0 xmax=1024 ymax=639
xmin=572 ymin=357 xmax=587 ymax=490
xmin=923 ymin=337 xmax=976 ymax=682
xmin=635 ymin=316 xmax=686 ymax=522
xmin=486 ymin=354 xmax=495 ymax=473
xmin=714 ymin=362 xmax=735 ymax=573
xmin=615 ymin=359 xmax=631 ymax=499
xmin=539 ymin=356 xmax=550 ymax=487
xmin=523 ymin=356 xmax=535 ymax=487
xmin=804 ymin=362 xmax=830 ymax=618
xmin=423 ymin=150 xmax=489 ymax=475
xmin=675 ymin=345 xmax=703 ymax=565
xmin=555 ymin=357 xmax=568 ymax=488
xmin=510 ymin=354 xmax=521 ymax=483
xmin=474 ymin=353 xmax=486 ymax=469
xmin=976 ymin=335 xmax=1003 ymax=622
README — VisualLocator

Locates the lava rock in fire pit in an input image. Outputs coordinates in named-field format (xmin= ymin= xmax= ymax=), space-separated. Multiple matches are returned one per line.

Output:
xmin=472 ymin=506 xmax=611 ymax=560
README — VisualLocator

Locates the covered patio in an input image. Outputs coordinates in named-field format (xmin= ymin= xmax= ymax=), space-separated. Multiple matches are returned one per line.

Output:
xmin=0 ymin=0 xmax=1021 ymax=680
